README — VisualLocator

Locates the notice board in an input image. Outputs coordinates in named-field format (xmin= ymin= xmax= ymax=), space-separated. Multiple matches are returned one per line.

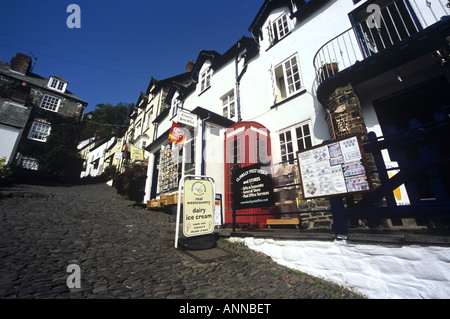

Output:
xmin=296 ymin=134 xmax=373 ymax=199
xmin=232 ymin=164 xmax=275 ymax=210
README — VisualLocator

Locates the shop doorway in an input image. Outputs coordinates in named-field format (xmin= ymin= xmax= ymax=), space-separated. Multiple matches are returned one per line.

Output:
xmin=224 ymin=122 xmax=275 ymax=228
xmin=374 ymin=76 xmax=450 ymax=199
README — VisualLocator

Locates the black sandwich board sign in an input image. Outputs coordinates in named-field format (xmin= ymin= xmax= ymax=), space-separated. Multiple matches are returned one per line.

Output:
xmin=232 ymin=163 xmax=275 ymax=210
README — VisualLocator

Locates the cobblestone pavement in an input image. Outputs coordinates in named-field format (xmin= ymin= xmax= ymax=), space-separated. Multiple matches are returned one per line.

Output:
xmin=0 ymin=183 xmax=366 ymax=299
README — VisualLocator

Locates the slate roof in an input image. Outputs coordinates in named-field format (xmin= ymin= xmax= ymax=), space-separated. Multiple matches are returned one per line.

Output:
xmin=0 ymin=100 xmax=31 ymax=129
xmin=0 ymin=61 xmax=87 ymax=104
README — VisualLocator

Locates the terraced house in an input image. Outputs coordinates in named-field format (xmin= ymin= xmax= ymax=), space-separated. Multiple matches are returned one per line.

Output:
xmin=142 ymin=0 xmax=449 ymax=231
xmin=0 ymin=52 xmax=88 ymax=180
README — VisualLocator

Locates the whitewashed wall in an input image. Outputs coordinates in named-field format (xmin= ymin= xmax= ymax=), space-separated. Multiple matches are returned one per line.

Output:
xmin=0 ymin=124 xmax=20 ymax=164
xmin=230 ymin=237 xmax=450 ymax=299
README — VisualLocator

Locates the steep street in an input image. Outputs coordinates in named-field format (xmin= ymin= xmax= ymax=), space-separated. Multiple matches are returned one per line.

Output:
xmin=0 ymin=183 xmax=365 ymax=300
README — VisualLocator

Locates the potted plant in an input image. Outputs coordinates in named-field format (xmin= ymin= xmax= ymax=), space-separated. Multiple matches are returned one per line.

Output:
xmin=319 ymin=61 xmax=339 ymax=81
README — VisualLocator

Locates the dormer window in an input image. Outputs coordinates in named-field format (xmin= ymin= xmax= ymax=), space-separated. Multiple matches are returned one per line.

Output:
xmin=48 ymin=77 xmax=67 ymax=93
xmin=200 ymin=67 xmax=212 ymax=92
xmin=267 ymin=13 xmax=291 ymax=46
xmin=171 ymin=99 xmax=181 ymax=118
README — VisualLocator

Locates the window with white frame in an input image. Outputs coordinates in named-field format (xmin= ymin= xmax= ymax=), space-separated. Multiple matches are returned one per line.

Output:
xmin=146 ymin=107 xmax=153 ymax=129
xmin=221 ymin=90 xmax=236 ymax=120
xmin=19 ymin=155 xmax=39 ymax=170
xmin=40 ymin=94 xmax=61 ymax=112
xmin=28 ymin=121 xmax=51 ymax=142
xmin=279 ymin=121 xmax=312 ymax=162
xmin=272 ymin=55 xmax=302 ymax=103
xmin=200 ymin=67 xmax=212 ymax=92
xmin=171 ymin=99 xmax=182 ymax=118
xmin=267 ymin=13 xmax=291 ymax=46
xmin=48 ymin=77 xmax=67 ymax=93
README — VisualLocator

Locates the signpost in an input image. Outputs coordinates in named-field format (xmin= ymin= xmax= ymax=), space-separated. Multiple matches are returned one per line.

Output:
xmin=175 ymin=175 xmax=215 ymax=248
xmin=296 ymin=134 xmax=373 ymax=199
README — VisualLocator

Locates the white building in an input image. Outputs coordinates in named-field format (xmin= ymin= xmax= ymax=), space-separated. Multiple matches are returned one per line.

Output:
xmin=79 ymin=134 xmax=117 ymax=178
xmin=144 ymin=0 xmax=450 ymax=228
xmin=0 ymin=100 xmax=30 ymax=164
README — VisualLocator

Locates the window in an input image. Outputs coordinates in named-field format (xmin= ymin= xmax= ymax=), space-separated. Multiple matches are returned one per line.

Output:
xmin=28 ymin=121 xmax=51 ymax=142
xmin=40 ymin=94 xmax=61 ymax=112
xmin=221 ymin=90 xmax=236 ymax=120
xmin=267 ymin=13 xmax=291 ymax=46
xmin=146 ymin=107 xmax=153 ymax=129
xmin=172 ymin=99 xmax=181 ymax=118
xmin=273 ymin=13 xmax=290 ymax=41
xmin=279 ymin=121 xmax=312 ymax=162
xmin=279 ymin=130 xmax=294 ymax=162
xmin=183 ymin=126 xmax=196 ymax=175
xmin=19 ymin=156 xmax=39 ymax=170
xmin=200 ymin=67 xmax=212 ymax=92
xmin=272 ymin=55 xmax=302 ymax=103
xmin=295 ymin=123 xmax=312 ymax=151
xmin=48 ymin=77 xmax=67 ymax=93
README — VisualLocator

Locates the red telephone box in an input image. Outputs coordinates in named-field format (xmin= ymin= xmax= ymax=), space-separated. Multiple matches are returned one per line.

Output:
xmin=224 ymin=122 xmax=275 ymax=228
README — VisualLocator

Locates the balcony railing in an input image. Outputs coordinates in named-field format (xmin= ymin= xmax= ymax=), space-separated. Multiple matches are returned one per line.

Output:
xmin=313 ymin=0 xmax=450 ymax=86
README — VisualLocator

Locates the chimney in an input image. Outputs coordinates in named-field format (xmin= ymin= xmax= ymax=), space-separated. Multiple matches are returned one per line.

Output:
xmin=10 ymin=53 xmax=32 ymax=75
xmin=185 ymin=59 xmax=195 ymax=73
xmin=11 ymin=82 xmax=31 ymax=105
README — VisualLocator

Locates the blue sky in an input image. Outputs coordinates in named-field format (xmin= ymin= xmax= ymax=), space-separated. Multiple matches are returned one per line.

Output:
xmin=0 ymin=0 xmax=264 ymax=113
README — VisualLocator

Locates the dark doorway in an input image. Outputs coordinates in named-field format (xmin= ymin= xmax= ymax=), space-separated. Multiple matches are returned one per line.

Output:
xmin=374 ymin=76 xmax=450 ymax=131
xmin=374 ymin=76 xmax=450 ymax=200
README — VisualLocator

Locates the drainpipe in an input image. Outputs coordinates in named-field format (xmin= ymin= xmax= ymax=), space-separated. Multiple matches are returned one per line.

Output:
xmin=201 ymin=112 xmax=211 ymax=176
xmin=235 ymin=40 xmax=248 ymax=123
xmin=235 ymin=41 xmax=242 ymax=123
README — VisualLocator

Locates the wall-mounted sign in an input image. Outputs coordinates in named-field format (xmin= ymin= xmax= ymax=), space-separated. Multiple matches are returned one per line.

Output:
xmin=177 ymin=110 xmax=197 ymax=127
xmin=297 ymin=134 xmax=373 ymax=199
xmin=183 ymin=178 xmax=215 ymax=237
xmin=130 ymin=144 xmax=144 ymax=160
xmin=232 ymin=164 xmax=275 ymax=210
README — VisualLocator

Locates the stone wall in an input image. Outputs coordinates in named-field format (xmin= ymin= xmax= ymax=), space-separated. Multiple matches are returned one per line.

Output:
xmin=325 ymin=83 xmax=368 ymax=140
xmin=0 ymin=74 xmax=84 ymax=120
xmin=27 ymin=87 xmax=83 ymax=119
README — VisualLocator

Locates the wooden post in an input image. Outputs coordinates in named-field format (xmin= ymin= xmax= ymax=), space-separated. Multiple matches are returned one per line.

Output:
xmin=330 ymin=196 xmax=348 ymax=236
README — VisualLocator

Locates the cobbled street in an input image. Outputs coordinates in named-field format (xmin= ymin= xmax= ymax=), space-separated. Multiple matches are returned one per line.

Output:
xmin=0 ymin=183 xmax=365 ymax=299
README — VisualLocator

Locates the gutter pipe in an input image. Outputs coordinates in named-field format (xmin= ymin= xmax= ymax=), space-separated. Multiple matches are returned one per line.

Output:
xmin=201 ymin=112 xmax=211 ymax=176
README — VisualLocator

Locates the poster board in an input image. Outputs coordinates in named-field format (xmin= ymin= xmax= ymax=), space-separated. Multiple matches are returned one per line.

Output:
xmin=232 ymin=164 xmax=275 ymax=210
xmin=183 ymin=178 xmax=215 ymax=237
xmin=296 ymin=134 xmax=373 ymax=199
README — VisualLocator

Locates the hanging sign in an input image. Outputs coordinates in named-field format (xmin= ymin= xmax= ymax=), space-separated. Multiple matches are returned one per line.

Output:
xmin=232 ymin=163 xmax=275 ymax=210
xmin=296 ymin=134 xmax=373 ymax=199
xmin=183 ymin=178 xmax=215 ymax=237
xmin=169 ymin=122 xmax=187 ymax=145
xmin=129 ymin=144 xmax=144 ymax=160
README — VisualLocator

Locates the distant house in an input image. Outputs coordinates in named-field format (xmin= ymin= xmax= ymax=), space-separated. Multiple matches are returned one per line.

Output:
xmin=0 ymin=52 xmax=88 ymax=176
xmin=78 ymin=134 xmax=117 ymax=178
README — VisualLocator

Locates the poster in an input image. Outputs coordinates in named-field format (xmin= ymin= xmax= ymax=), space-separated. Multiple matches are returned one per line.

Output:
xmin=297 ymin=135 xmax=372 ymax=199
xmin=232 ymin=164 xmax=275 ymax=210
xmin=214 ymin=193 xmax=223 ymax=226
xmin=183 ymin=179 xmax=215 ymax=237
